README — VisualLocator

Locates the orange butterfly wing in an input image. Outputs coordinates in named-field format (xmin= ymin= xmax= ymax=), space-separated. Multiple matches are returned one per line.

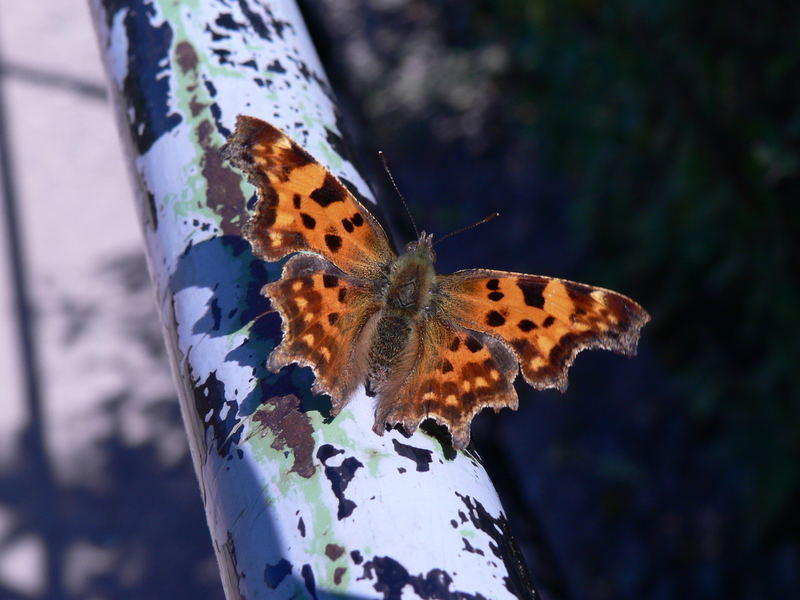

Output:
xmin=263 ymin=254 xmax=380 ymax=411
xmin=222 ymin=116 xmax=394 ymax=409
xmin=374 ymin=319 xmax=519 ymax=450
xmin=437 ymin=269 xmax=650 ymax=392
xmin=221 ymin=115 xmax=395 ymax=279
xmin=224 ymin=116 xmax=650 ymax=450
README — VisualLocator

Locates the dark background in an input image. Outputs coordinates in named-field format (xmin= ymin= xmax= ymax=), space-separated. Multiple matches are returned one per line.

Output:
xmin=300 ymin=1 xmax=799 ymax=598
xmin=2 ymin=1 xmax=796 ymax=599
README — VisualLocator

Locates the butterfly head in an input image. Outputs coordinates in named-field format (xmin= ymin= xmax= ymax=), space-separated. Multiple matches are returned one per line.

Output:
xmin=404 ymin=232 xmax=436 ymax=263
xmin=388 ymin=232 xmax=436 ymax=314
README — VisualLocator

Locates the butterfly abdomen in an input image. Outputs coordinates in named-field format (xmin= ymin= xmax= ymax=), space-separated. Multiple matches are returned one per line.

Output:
xmin=368 ymin=315 xmax=412 ymax=377
xmin=366 ymin=245 xmax=437 ymax=390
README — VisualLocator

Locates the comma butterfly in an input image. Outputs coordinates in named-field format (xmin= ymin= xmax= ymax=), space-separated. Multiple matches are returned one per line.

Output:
xmin=221 ymin=116 xmax=650 ymax=449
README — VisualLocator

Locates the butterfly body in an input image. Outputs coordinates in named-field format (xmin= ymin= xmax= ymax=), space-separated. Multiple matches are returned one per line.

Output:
xmin=222 ymin=116 xmax=650 ymax=450
xmin=367 ymin=234 xmax=437 ymax=395
xmin=382 ymin=234 xmax=436 ymax=314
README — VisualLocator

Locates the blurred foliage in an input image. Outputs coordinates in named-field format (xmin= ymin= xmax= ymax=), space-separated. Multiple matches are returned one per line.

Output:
xmin=465 ymin=0 xmax=800 ymax=530
xmin=305 ymin=0 xmax=800 ymax=597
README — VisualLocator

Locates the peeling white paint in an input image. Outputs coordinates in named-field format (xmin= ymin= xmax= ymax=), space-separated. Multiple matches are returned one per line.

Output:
xmin=91 ymin=0 xmax=533 ymax=598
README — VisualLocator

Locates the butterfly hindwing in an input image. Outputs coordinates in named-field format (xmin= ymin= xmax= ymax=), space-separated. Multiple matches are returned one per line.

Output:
xmin=374 ymin=318 xmax=518 ymax=449
xmin=221 ymin=116 xmax=396 ymax=280
xmin=264 ymin=254 xmax=381 ymax=413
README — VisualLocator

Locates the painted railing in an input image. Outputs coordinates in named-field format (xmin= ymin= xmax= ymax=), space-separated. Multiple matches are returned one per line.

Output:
xmin=89 ymin=1 xmax=537 ymax=598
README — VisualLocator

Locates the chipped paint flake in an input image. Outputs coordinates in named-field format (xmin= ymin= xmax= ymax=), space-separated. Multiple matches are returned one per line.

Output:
xmin=91 ymin=0 xmax=535 ymax=597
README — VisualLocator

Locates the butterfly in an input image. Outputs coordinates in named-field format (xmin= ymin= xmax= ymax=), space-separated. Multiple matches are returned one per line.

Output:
xmin=221 ymin=116 xmax=650 ymax=450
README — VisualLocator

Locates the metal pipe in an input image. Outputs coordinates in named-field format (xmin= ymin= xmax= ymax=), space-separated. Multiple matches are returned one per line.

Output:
xmin=89 ymin=1 xmax=537 ymax=597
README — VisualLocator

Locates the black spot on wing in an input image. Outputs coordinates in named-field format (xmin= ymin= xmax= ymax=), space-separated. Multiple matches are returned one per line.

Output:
xmin=351 ymin=212 xmax=364 ymax=227
xmin=325 ymin=234 xmax=343 ymax=252
xmin=486 ymin=279 xmax=500 ymax=290
xmin=542 ymin=316 xmax=555 ymax=328
xmin=440 ymin=359 xmax=454 ymax=373
xmin=486 ymin=311 xmax=506 ymax=327
xmin=517 ymin=278 xmax=546 ymax=308
xmin=518 ymin=319 xmax=537 ymax=332
xmin=449 ymin=337 xmax=461 ymax=352
xmin=465 ymin=336 xmax=483 ymax=353
xmin=341 ymin=218 xmax=354 ymax=233
xmin=328 ymin=312 xmax=339 ymax=326
xmin=310 ymin=173 xmax=346 ymax=207
xmin=300 ymin=213 xmax=316 ymax=229
xmin=337 ymin=288 xmax=347 ymax=303
xmin=488 ymin=291 xmax=504 ymax=301
xmin=292 ymin=194 xmax=301 ymax=209
xmin=322 ymin=274 xmax=338 ymax=288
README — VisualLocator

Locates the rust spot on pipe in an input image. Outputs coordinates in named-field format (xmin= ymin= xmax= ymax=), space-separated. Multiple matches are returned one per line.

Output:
xmin=198 ymin=119 xmax=245 ymax=235
xmin=175 ymin=41 xmax=199 ymax=73
xmin=252 ymin=394 xmax=315 ymax=478
xmin=325 ymin=543 xmax=345 ymax=561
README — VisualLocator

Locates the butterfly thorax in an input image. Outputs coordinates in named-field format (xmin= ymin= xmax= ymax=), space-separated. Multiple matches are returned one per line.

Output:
xmin=367 ymin=233 xmax=437 ymax=389
xmin=385 ymin=234 xmax=436 ymax=312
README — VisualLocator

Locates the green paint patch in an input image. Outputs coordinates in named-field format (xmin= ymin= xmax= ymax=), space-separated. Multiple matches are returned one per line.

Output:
xmin=318 ymin=409 xmax=358 ymax=449
xmin=317 ymin=140 xmax=344 ymax=171
xmin=365 ymin=447 xmax=394 ymax=478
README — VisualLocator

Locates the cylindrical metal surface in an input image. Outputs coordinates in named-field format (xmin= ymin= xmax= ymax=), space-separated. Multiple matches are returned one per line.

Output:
xmin=89 ymin=1 xmax=537 ymax=598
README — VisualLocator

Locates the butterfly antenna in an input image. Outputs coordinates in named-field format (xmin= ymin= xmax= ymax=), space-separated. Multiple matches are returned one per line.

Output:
xmin=250 ymin=308 xmax=276 ymax=322
xmin=379 ymin=151 xmax=419 ymax=238
xmin=434 ymin=212 xmax=500 ymax=247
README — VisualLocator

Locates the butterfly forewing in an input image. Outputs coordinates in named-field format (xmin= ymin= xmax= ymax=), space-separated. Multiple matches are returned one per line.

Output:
xmin=437 ymin=269 xmax=650 ymax=392
xmin=221 ymin=116 xmax=395 ymax=280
